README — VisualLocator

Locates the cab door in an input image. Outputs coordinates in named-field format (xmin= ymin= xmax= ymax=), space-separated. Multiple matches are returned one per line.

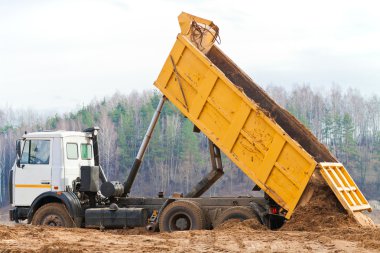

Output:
xmin=14 ymin=139 xmax=52 ymax=206
xmin=63 ymin=136 xmax=94 ymax=188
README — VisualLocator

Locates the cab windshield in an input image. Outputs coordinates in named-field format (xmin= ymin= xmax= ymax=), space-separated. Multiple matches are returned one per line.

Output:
xmin=20 ymin=140 xmax=50 ymax=165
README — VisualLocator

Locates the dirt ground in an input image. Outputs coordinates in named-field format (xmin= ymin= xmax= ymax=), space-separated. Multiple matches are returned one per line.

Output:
xmin=0 ymin=218 xmax=379 ymax=253
xmin=1 ymin=206 xmax=380 ymax=253
xmin=1 ymin=185 xmax=379 ymax=253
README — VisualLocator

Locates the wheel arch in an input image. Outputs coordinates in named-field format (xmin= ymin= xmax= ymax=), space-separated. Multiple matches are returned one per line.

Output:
xmin=27 ymin=191 xmax=82 ymax=226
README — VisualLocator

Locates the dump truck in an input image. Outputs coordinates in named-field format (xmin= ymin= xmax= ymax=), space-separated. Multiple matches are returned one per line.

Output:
xmin=8 ymin=12 xmax=373 ymax=231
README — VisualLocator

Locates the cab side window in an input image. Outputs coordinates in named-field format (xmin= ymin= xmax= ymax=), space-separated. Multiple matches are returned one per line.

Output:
xmin=20 ymin=140 xmax=50 ymax=165
xmin=81 ymin=144 xmax=93 ymax=160
xmin=66 ymin=143 xmax=78 ymax=159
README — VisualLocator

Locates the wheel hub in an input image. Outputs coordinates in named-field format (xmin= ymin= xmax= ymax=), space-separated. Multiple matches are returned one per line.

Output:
xmin=169 ymin=213 xmax=191 ymax=231
xmin=42 ymin=214 xmax=64 ymax=227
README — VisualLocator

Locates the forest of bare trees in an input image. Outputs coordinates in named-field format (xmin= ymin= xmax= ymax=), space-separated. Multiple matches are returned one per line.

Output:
xmin=1 ymin=85 xmax=380 ymax=207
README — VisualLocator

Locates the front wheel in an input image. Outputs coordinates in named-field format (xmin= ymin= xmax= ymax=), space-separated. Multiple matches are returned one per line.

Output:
xmin=31 ymin=203 xmax=74 ymax=227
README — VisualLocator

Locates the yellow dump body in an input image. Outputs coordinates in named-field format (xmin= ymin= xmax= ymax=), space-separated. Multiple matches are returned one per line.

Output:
xmin=154 ymin=12 xmax=371 ymax=220
xmin=155 ymin=14 xmax=318 ymax=219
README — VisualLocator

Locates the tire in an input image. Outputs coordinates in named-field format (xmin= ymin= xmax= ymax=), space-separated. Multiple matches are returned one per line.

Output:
xmin=159 ymin=200 xmax=206 ymax=232
xmin=31 ymin=203 xmax=74 ymax=227
xmin=213 ymin=206 xmax=255 ymax=228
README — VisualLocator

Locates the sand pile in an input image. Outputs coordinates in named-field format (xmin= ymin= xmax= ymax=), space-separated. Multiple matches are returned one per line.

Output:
xmin=282 ymin=185 xmax=357 ymax=231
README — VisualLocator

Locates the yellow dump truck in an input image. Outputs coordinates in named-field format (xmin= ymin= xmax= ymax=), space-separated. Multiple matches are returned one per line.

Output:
xmin=9 ymin=12 xmax=373 ymax=232
xmin=154 ymin=12 xmax=373 ymax=225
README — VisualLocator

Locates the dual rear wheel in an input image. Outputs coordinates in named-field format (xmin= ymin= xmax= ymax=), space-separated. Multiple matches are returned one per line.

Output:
xmin=158 ymin=200 xmax=257 ymax=232
xmin=159 ymin=200 xmax=206 ymax=232
xmin=213 ymin=206 xmax=256 ymax=227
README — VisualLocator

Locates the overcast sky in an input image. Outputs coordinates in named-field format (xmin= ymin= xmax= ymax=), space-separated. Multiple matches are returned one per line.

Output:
xmin=1 ymin=0 xmax=379 ymax=113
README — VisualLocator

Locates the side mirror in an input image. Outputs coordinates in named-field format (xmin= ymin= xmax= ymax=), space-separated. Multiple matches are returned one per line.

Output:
xmin=16 ymin=140 xmax=21 ymax=158
xmin=16 ymin=140 xmax=23 ymax=168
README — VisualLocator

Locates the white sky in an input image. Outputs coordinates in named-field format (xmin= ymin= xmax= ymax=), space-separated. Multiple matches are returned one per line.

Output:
xmin=1 ymin=0 xmax=380 ymax=113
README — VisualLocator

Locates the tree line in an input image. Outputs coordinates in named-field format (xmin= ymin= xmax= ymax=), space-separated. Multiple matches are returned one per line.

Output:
xmin=1 ymin=85 xmax=380 ymax=207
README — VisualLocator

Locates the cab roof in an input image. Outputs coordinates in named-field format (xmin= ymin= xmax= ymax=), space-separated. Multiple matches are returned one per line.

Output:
xmin=22 ymin=130 xmax=92 ymax=139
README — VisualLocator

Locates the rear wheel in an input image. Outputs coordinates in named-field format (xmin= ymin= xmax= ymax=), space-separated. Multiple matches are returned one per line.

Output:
xmin=32 ymin=203 xmax=74 ymax=227
xmin=213 ymin=206 xmax=255 ymax=228
xmin=159 ymin=200 xmax=206 ymax=232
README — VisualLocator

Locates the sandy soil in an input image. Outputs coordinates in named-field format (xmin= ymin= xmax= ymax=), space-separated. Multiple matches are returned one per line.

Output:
xmin=1 ymin=188 xmax=379 ymax=252
xmin=0 ymin=219 xmax=379 ymax=253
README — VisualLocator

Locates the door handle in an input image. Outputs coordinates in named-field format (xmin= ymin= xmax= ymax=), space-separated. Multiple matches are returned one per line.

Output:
xmin=41 ymin=182 xmax=51 ymax=185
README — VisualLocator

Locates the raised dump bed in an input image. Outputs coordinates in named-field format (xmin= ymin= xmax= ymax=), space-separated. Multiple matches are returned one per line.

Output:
xmin=154 ymin=12 xmax=372 ymax=222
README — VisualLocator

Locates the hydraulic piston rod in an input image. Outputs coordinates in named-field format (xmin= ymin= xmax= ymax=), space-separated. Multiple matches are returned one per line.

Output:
xmin=123 ymin=95 xmax=167 ymax=195
xmin=185 ymin=139 xmax=224 ymax=198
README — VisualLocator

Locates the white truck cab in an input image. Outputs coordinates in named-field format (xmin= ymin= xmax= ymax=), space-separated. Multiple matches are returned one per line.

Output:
xmin=11 ymin=131 xmax=94 ymax=206
xmin=9 ymin=128 xmax=99 ymax=225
